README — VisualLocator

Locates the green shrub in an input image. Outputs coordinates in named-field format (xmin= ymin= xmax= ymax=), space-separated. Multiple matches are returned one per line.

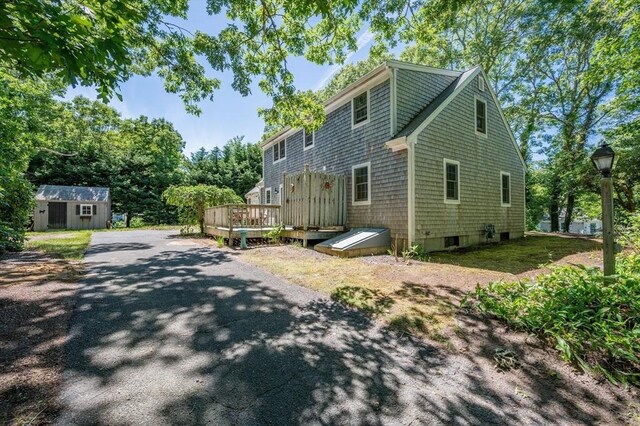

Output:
xmin=0 ymin=221 xmax=24 ymax=252
xmin=129 ymin=216 xmax=146 ymax=228
xmin=468 ymin=255 xmax=640 ymax=385
xmin=264 ymin=223 xmax=284 ymax=244
xmin=402 ymin=243 xmax=428 ymax=261
xmin=215 ymin=235 xmax=225 ymax=248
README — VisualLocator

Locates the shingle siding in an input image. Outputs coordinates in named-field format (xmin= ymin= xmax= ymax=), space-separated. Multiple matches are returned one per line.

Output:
xmin=263 ymin=80 xmax=409 ymax=239
xmin=396 ymin=69 xmax=457 ymax=133
xmin=413 ymin=74 xmax=525 ymax=251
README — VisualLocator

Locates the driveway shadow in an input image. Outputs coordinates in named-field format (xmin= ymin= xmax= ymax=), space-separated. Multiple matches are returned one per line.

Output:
xmin=57 ymin=233 xmax=629 ymax=425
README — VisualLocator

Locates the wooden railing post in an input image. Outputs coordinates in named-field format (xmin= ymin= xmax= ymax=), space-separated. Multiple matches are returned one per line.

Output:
xmin=302 ymin=164 xmax=310 ymax=231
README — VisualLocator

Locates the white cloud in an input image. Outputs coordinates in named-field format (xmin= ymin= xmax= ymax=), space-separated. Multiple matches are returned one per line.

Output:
xmin=315 ymin=28 xmax=374 ymax=90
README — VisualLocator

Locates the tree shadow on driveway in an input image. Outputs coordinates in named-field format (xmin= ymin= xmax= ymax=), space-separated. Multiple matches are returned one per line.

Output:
xmin=56 ymin=236 xmax=628 ymax=425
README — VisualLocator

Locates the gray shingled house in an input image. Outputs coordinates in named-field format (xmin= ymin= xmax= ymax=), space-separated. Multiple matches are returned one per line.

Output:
xmin=34 ymin=185 xmax=111 ymax=231
xmin=261 ymin=60 xmax=526 ymax=252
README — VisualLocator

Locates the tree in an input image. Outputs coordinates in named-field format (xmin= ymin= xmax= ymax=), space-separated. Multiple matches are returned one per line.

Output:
xmin=317 ymin=52 xmax=394 ymax=101
xmin=188 ymin=136 xmax=262 ymax=198
xmin=0 ymin=71 xmax=60 ymax=251
xmin=163 ymin=185 xmax=242 ymax=234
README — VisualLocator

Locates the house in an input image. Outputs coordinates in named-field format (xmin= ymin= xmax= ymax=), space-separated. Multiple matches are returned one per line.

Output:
xmin=538 ymin=215 xmax=602 ymax=235
xmin=34 ymin=185 xmax=111 ymax=231
xmin=245 ymin=180 xmax=264 ymax=205
xmin=260 ymin=60 xmax=526 ymax=251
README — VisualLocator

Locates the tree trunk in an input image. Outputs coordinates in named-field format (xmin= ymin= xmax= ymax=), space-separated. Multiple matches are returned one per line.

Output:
xmin=125 ymin=212 xmax=131 ymax=228
xmin=199 ymin=218 xmax=205 ymax=235
xmin=564 ymin=193 xmax=575 ymax=232
xmin=549 ymin=177 xmax=562 ymax=232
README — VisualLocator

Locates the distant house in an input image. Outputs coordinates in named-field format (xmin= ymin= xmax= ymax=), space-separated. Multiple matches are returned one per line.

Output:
xmin=260 ymin=60 xmax=526 ymax=251
xmin=538 ymin=216 xmax=602 ymax=235
xmin=34 ymin=185 xmax=111 ymax=231
xmin=245 ymin=180 xmax=264 ymax=205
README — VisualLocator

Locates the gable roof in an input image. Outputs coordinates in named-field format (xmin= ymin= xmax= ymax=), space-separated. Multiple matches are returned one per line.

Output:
xmin=35 ymin=185 xmax=110 ymax=202
xmin=391 ymin=66 xmax=526 ymax=169
xmin=394 ymin=67 xmax=479 ymax=139
xmin=261 ymin=60 xmax=463 ymax=149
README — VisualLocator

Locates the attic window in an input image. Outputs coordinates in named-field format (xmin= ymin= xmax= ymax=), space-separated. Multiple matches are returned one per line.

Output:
xmin=352 ymin=91 xmax=369 ymax=128
xmin=303 ymin=129 xmax=314 ymax=149
xmin=80 ymin=204 xmax=93 ymax=216
xmin=478 ymin=76 xmax=485 ymax=92
xmin=475 ymin=98 xmax=487 ymax=136
xmin=273 ymin=139 xmax=286 ymax=163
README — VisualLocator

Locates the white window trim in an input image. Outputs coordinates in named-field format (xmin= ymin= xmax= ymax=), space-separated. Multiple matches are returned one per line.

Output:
xmin=351 ymin=161 xmax=371 ymax=206
xmin=501 ymin=171 xmax=511 ymax=207
xmin=443 ymin=159 xmax=461 ymax=205
xmin=273 ymin=139 xmax=286 ymax=164
xmin=351 ymin=90 xmax=370 ymax=130
xmin=474 ymin=96 xmax=488 ymax=138
xmin=303 ymin=129 xmax=314 ymax=150
xmin=265 ymin=187 xmax=272 ymax=205
xmin=80 ymin=203 xmax=93 ymax=216
xmin=278 ymin=183 xmax=283 ymax=205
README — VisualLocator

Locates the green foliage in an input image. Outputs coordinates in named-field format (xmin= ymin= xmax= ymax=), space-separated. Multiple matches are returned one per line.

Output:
xmin=264 ymin=223 xmax=284 ymax=244
xmin=0 ymin=71 xmax=59 ymax=251
xmin=402 ymin=244 xmax=428 ymax=261
xmin=27 ymin=96 xmax=186 ymax=226
xmin=128 ymin=217 xmax=146 ymax=228
xmin=469 ymin=257 xmax=640 ymax=385
xmin=215 ymin=235 xmax=225 ymax=248
xmin=317 ymin=53 xmax=394 ymax=101
xmin=331 ymin=286 xmax=394 ymax=316
xmin=187 ymin=136 xmax=262 ymax=199
xmin=163 ymin=185 xmax=241 ymax=235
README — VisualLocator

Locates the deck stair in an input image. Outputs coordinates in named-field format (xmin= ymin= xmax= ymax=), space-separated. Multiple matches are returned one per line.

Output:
xmin=314 ymin=228 xmax=390 ymax=257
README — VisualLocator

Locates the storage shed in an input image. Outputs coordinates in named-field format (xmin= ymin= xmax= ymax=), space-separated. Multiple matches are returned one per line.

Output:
xmin=34 ymin=185 xmax=111 ymax=231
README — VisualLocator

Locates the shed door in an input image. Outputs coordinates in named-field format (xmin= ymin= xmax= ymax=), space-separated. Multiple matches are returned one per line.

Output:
xmin=48 ymin=202 xmax=67 ymax=229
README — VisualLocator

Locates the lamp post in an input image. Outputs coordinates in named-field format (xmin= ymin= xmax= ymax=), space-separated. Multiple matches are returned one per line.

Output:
xmin=590 ymin=143 xmax=616 ymax=276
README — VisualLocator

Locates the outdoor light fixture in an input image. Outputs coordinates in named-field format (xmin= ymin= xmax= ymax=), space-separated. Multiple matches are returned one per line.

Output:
xmin=590 ymin=143 xmax=616 ymax=276
xmin=591 ymin=143 xmax=616 ymax=177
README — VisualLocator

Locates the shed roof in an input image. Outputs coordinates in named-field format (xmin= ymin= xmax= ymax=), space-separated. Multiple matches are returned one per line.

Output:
xmin=35 ymin=185 xmax=110 ymax=202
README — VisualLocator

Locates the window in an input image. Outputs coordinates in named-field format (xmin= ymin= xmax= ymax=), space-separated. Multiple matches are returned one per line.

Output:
xmin=501 ymin=172 xmax=511 ymax=206
xmin=478 ymin=76 xmax=485 ymax=92
xmin=443 ymin=159 xmax=460 ymax=204
xmin=265 ymin=188 xmax=272 ymax=204
xmin=80 ymin=204 xmax=93 ymax=216
xmin=303 ymin=129 xmax=314 ymax=150
xmin=352 ymin=91 xmax=369 ymax=128
xmin=352 ymin=162 xmax=371 ymax=205
xmin=475 ymin=98 xmax=487 ymax=136
xmin=444 ymin=236 xmax=460 ymax=248
xmin=500 ymin=232 xmax=510 ymax=241
xmin=273 ymin=139 xmax=286 ymax=163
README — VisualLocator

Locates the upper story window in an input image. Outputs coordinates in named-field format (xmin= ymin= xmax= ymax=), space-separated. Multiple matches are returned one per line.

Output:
xmin=443 ymin=159 xmax=460 ymax=204
xmin=478 ymin=76 xmax=485 ymax=92
xmin=352 ymin=162 xmax=371 ymax=205
xmin=352 ymin=91 xmax=369 ymax=128
xmin=273 ymin=139 xmax=286 ymax=163
xmin=475 ymin=98 xmax=487 ymax=136
xmin=303 ymin=129 xmax=314 ymax=150
xmin=501 ymin=172 xmax=511 ymax=207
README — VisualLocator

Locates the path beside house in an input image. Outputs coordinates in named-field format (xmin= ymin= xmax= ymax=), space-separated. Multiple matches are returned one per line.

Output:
xmin=56 ymin=231 xmax=632 ymax=425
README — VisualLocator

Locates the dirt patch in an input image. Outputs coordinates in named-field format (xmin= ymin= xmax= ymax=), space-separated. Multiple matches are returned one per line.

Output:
xmin=0 ymin=252 xmax=80 ymax=425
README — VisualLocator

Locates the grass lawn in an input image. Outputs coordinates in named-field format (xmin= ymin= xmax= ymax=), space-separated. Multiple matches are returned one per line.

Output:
xmin=25 ymin=230 xmax=92 ymax=260
xmin=429 ymin=234 xmax=602 ymax=274
xmin=238 ymin=234 xmax=603 ymax=346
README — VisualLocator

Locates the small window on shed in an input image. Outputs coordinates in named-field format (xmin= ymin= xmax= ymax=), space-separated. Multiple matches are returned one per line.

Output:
xmin=476 ymin=98 xmax=487 ymax=135
xmin=80 ymin=204 xmax=93 ymax=216
xmin=444 ymin=236 xmax=460 ymax=248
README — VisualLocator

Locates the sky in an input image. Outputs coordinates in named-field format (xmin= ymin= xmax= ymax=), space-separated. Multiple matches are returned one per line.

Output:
xmin=63 ymin=1 xmax=379 ymax=156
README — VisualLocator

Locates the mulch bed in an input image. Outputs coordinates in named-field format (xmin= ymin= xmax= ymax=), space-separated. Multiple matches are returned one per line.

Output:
xmin=0 ymin=252 xmax=80 ymax=425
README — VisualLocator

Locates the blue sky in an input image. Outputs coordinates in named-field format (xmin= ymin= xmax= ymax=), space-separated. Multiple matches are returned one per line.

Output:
xmin=64 ymin=1 xmax=379 ymax=156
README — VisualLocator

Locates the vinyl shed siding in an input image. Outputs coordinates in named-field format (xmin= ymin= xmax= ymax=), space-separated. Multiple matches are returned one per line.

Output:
xmin=263 ymin=80 xmax=409 ymax=239
xmin=413 ymin=74 xmax=525 ymax=251
xmin=395 ymin=69 xmax=457 ymax=133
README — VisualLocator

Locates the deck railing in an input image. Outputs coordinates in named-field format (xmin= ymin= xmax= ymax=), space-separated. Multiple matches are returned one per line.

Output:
xmin=204 ymin=204 xmax=281 ymax=232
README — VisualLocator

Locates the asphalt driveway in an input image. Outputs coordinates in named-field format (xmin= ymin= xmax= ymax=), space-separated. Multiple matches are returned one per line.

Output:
xmin=56 ymin=231 xmax=622 ymax=425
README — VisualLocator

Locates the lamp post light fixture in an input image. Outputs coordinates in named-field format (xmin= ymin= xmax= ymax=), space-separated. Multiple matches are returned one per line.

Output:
xmin=590 ymin=143 xmax=616 ymax=276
